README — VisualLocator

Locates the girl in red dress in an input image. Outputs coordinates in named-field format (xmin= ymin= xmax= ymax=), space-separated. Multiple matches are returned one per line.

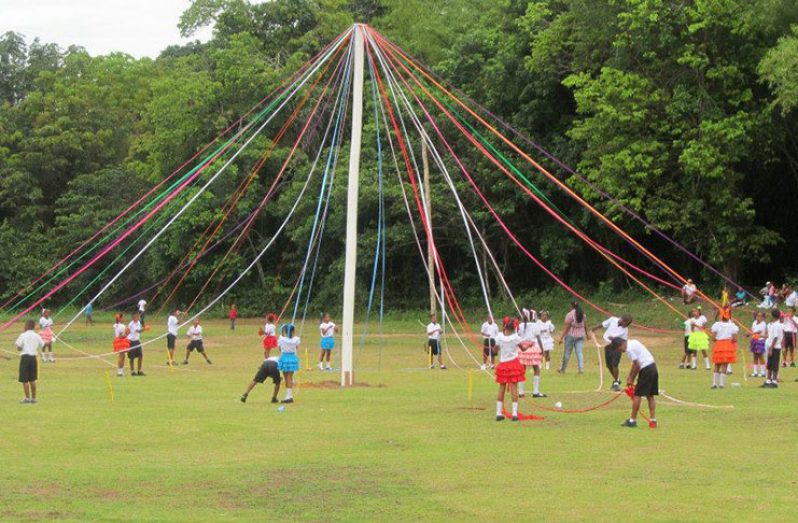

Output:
xmin=494 ymin=317 xmax=526 ymax=421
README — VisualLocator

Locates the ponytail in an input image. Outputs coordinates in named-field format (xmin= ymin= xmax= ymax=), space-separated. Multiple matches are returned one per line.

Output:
xmin=574 ymin=303 xmax=584 ymax=323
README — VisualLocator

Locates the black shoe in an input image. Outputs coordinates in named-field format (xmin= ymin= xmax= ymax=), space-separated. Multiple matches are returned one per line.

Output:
xmin=240 ymin=395 xmax=247 ymax=403
xmin=711 ymin=385 xmax=718 ymax=389
xmin=137 ymin=371 xmax=145 ymax=376
xmin=131 ymin=371 xmax=138 ymax=376
xmin=496 ymin=415 xmax=505 ymax=422
xmin=281 ymin=398 xmax=294 ymax=404
xmin=511 ymin=416 xmax=519 ymax=422
xmin=206 ymin=360 xmax=212 ymax=365
xmin=611 ymin=382 xmax=621 ymax=392
xmin=771 ymin=382 xmax=779 ymax=388
xmin=760 ymin=383 xmax=770 ymax=388
xmin=621 ymin=419 xmax=637 ymax=428
xmin=271 ymin=397 xmax=279 ymax=404
xmin=182 ymin=361 xmax=189 ymax=365
xmin=532 ymin=392 xmax=547 ymax=398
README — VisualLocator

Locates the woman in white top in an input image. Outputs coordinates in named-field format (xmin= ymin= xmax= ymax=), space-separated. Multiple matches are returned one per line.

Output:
xmin=494 ymin=317 xmax=526 ymax=422
xmin=747 ymin=311 xmax=768 ymax=377
xmin=278 ymin=324 xmax=301 ymax=403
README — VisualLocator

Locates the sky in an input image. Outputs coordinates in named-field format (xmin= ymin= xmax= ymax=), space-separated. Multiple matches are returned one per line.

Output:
xmin=0 ymin=0 xmax=214 ymax=58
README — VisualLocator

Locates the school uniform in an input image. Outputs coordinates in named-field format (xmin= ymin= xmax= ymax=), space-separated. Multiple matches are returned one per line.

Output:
xmin=480 ymin=321 xmax=499 ymax=356
xmin=710 ymin=321 xmax=739 ymax=364
xmin=167 ymin=315 xmax=179 ymax=349
xmin=253 ymin=357 xmax=282 ymax=384
xmin=602 ymin=316 xmax=628 ymax=369
xmin=750 ymin=320 xmax=767 ymax=355
xmin=127 ymin=320 xmax=143 ymax=359
xmin=38 ymin=316 xmax=54 ymax=344
xmin=320 ymin=321 xmax=336 ymax=350
xmin=536 ymin=320 xmax=555 ymax=351
xmin=625 ymin=340 xmax=658 ymax=397
xmin=494 ymin=333 xmax=525 ymax=384
xmin=16 ymin=330 xmax=43 ymax=383
xmin=426 ymin=322 xmax=442 ymax=355
xmin=687 ymin=315 xmax=709 ymax=351
xmin=683 ymin=319 xmax=693 ymax=354
xmin=766 ymin=321 xmax=784 ymax=372
xmin=186 ymin=325 xmax=205 ymax=353
xmin=278 ymin=335 xmax=301 ymax=372
xmin=517 ymin=322 xmax=542 ymax=366
xmin=782 ymin=315 xmax=797 ymax=351
xmin=137 ymin=299 xmax=147 ymax=325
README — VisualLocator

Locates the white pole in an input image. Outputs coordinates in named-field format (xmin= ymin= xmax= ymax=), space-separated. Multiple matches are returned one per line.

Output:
xmin=341 ymin=25 xmax=364 ymax=387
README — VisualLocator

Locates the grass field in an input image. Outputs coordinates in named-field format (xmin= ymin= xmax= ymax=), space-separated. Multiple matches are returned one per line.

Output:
xmin=1 ymin=307 xmax=796 ymax=521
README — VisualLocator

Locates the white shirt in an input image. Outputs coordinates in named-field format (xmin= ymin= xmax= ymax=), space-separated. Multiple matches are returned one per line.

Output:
xmin=601 ymin=316 xmax=628 ymax=343
xmin=127 ymin=320 xmax=142 ymax=342
xmin=426 ymin=322 xmax=441 ymax=341
xmin=751 ymin=320 xmax=767 ymax=338
xmin=320 ymin=322 xmax=336 ymax=337
xmin=711 ymin=321 xmax=739 ymax=340
xmin=114 ymin=323 xmax=127 ymax=338
xmin=495 ymin=332 xmax=520 ymax=363
xmin=39 ymin=317 xmax=53 ymax=330
xmin=137 ymin=299 xmax=147 ymax=312
xmin=517 ymin=322 xmax=539 ymax=342
xmin=167 ymin=315 xmax=179 ymax=336
xmin=767 ymin=321 xmax=784 ymax=349
xmin=263 ymin=323 xmax=276 ymax=337
xmin=16 ymin=330 xmax=43 ymax=356
xmin=265 ymin=356 xmax=279 ymax=363
xmin=783 ymin=315 xmax=798 ymax=334
xmin=278 ymin=335 xmax=300 ymax=354
xmin=187 ymin=325 xmax=203 ymax=341
xmin=786 ymin=292 xmax=798 ymax=308
xmin=695 ymin=315 xmax=708 ymax=328
xmin=625 ymin=339 xmax=655 ymax=369
xmin=536 ymin=320 xmax=554 ymax=340
xmin=683 ymin=283 xmax=697 ymax=296
xmin=683 ymin=318 xmax=694 ymax=336
xmin=480 ymin=322 xmax=499 ymax=339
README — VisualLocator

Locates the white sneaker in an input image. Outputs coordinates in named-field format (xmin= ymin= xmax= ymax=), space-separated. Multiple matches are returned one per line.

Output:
xmin=480 ymin=364 xmax=487 ymax=370
xmin=49 ymin=355 xmax=55 ymax=362
xmin=318 ymin=362 xmax=324 ymax=371
xmin=116 ymin=369 xmax=124 ymax=377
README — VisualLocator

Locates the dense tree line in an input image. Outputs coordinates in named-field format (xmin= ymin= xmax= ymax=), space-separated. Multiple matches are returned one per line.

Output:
xmin=1 ymin=0 xmax=797 ymax=314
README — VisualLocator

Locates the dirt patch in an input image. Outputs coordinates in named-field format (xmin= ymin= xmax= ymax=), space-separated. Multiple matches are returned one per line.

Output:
xmin=300 ymin=380 xmax=386 ymax=389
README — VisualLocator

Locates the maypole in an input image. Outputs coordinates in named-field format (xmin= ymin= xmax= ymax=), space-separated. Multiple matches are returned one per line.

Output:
xmin=341 ymin=24 xmax=365 ymax=387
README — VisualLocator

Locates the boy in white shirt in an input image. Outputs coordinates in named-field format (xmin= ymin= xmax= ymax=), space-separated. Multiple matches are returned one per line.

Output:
xmin=166 ymin=307 xmax=184 ymax=366
xmin=426 ymin=314 xmax=446 ymax=370
xmin=184 ymin=318 xmax=212 ymax=365
xmin=16 ymin=320 xmax=43 ymax=404
xmin=781 ymin=307 xmax=797 ymax=368
xmin=480 ymin=314 xmax=500 ymax=370
xmin=127 ymin=313 xmax=145 ymax=376
xmin=611 ymin=337 xmax=658 ymax=429
xmin=590 ymin=314 xmax=633 ymax=391
xmin=764 ymin=309 xmax=784 ymax=388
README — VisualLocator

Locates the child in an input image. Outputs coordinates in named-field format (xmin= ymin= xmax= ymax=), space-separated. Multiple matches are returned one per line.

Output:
xmin=425 ymin=313 xmax=447 ymax=370
xmin=113 ymin=313 xmax=130 ymax=377
xmin=84 ymin=302 xmax=94 ymax=325
xmin=687 ymin=308 xmax=710 ymax=370
xmin=682 ymin=279 xmax=698 ymax=304
xmin=278 ymin=324 xmax=301 ymax=403
xmin=127 ymin=312 xmax=144 ymax=376
xmin=747 ymin=311 xmax=768 ymax=377
xmin=260 ymin=313 xmax=278 ymax=358
xmin=494 ymin=317 xmax=526 ymax=421
xmin=612 ymin=337 xmax=658 ymax=429
xmin=480 ymin=314 xmax=500 ymax=370
xmin=517 ymin=310 xmax=546 ymax=398
xmin=183 ymin=318 xmax=212 ymax=365
xmin=781 ymin=307 xmax=797 ymax=367
xmin=16 ymin=320 xmax=43 ymax=404
xmin=763 ymin=310 xmax=784 ymax=388
xmin=318 ymin=313 xmax=336 ymax=371
xmin=679 ymin=312 xmax=693 ymax=369
xmin=38 ymin=308 xmax=55 ymax=363
xmin=166 ymin=307 xmax=183 ymax=366
xmin=709 ymin=308 xmax=739 ymax=389
xmin=229 ymin=304 xmax=238 ymax=331
xmin=240 ymin=356 xmax=282 ymax=404
xmin=536 ymin=311 xmax=555 ymax=370
xmin=137 ymin=299 xmax=147 ymax=327
xmin=590 ymin=314 xmax=633 ymax=391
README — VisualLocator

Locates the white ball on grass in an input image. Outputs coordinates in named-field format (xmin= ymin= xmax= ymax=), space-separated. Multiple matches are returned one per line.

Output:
xmin=554 ymin=401 xmax=562 ymax=409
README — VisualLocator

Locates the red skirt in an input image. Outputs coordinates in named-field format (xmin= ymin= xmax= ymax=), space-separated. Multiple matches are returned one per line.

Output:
xmin=262 ymin=335 xmax=278 ymax=350
xmin=495 ymin=358 xmax=526 ymax=384
xmin=712 ymin=339 xmax=737 ymax=364
xmin=113 ymin=337 xmax=130 ymax=353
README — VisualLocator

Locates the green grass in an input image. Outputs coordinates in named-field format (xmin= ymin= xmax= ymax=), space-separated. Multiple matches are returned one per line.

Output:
xmin=0 ymin=307 xmax=795 ymax=522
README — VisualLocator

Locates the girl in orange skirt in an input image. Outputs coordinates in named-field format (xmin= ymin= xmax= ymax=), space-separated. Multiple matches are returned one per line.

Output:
xmin=709 ymin=308 xmax=739 ymax=389
xmin=260 ymin=313 xmax=278 ymax=358
xmin=495 ymin=317 xmax=526 ymax=421
xmin=113 ymin=314 xmax=130 ymax=377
